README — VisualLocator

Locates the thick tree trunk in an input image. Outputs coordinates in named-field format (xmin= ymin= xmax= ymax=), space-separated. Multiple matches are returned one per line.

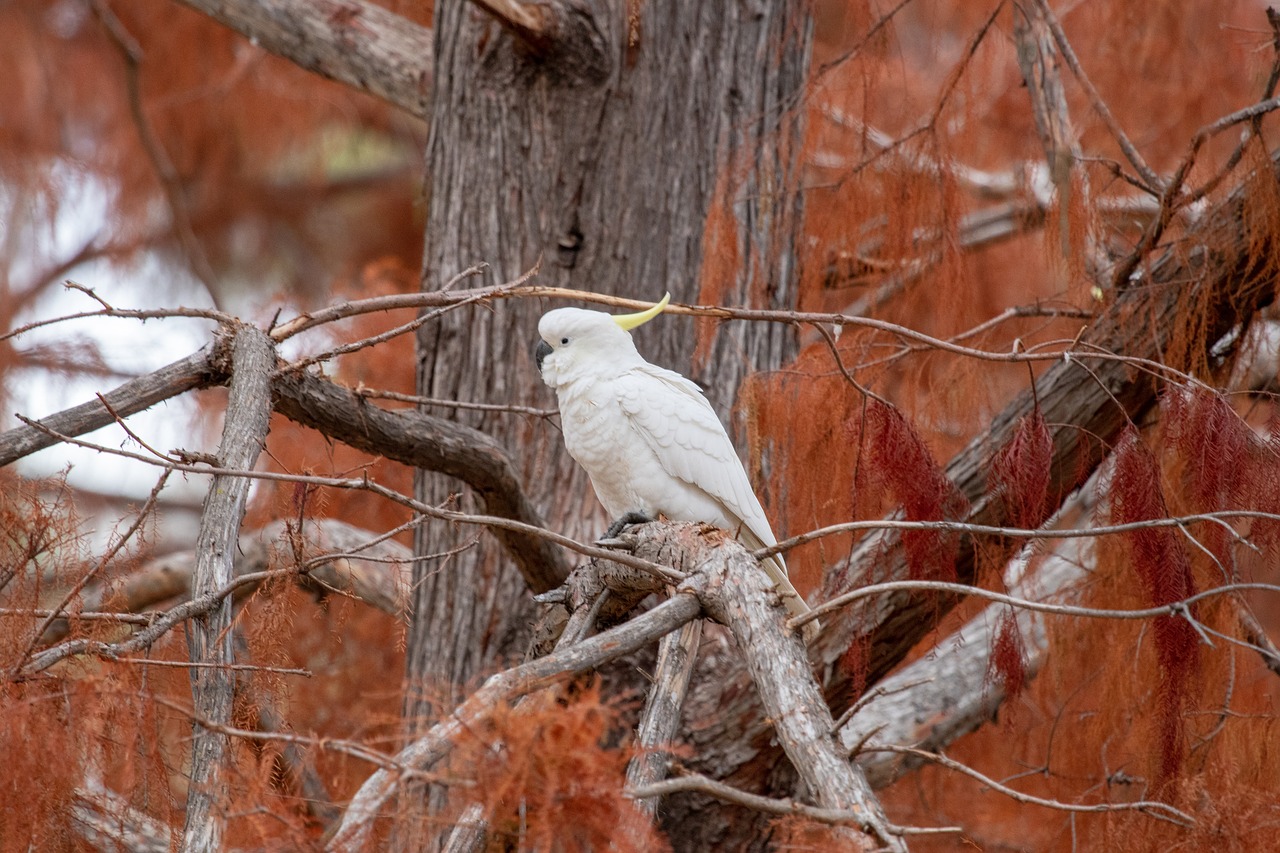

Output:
xmin=410 ymin=0 xmax=812 ymax=705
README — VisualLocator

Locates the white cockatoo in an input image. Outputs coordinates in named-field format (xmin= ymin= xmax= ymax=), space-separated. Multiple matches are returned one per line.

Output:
xmin=534 ymin=293 xmax=816 ymax=639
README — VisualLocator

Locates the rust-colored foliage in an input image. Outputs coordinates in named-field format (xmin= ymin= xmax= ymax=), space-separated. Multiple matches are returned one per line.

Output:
xmin=852 ymin=399 xmax=969 ymax=582
xmin=984 ymin=606 xmax=1028 ymax=705
xmin=447 ymin=683 xmax=666 ymax=853
xmin=247 ymin=258 xmax=419 ymax=540
xmin=989 ymin=407 xmax=1054 ymax=531
xmin=1163 ymin=387 xmax=1260 ymax=568
xmin=1106 ymin=427 xmax=1199 ymax=780
xmin=0 ymin=0 xmax=422 ymax=311
xmin=7 ymin=0 xmax=1280 ymax=848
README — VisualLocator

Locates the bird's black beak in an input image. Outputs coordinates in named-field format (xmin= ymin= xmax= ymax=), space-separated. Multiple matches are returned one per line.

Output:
xmin=535 ymin=340 xmax=552 ymax=373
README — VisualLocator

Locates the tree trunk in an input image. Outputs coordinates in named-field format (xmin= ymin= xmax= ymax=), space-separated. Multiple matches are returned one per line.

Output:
xmin=410 ymin=0 xmax=811 ymax=704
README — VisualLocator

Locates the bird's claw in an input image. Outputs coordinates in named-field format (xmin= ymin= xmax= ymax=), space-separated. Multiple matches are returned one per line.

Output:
xmin=604 ymin=511 xmax=653 ymax=538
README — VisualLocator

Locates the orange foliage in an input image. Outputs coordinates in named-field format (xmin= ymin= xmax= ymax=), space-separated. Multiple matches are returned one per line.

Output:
xmin=247 ymin=258 xmax=419 ymax=540
xmin=0 ymin=0 xmax=423 ymax=306
xmin=742 ymin=1 xmax=1280 ymax=848
xmin=1108 ymin=427 xmax=1200 ymax=781
xmin=8 ymin=0 xmax=1280 ymax=848
xmin=990 ymin=408 xmax=1054 ymax=531
xmin=445 ymin=683 xmax=667 ymax=852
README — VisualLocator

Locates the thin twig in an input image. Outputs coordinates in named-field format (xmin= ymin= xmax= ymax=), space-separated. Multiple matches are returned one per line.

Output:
xmin=90 ymin=0 xmax=223 ymax=300
xmin=627 ymin=773 xmax=960 ymax=836
xmin=155 ymin=697 xmax=436 ymax=778
xmin=799 ymin=578 xmax=1280 ymax=632
xmin=116 ymin=659 xmax=311 ymax=676
xmin=0 ymin=608 xmax=155 ymax=626
xmin=356 ymin=387 xmax=556 ymax=418
xmin=761 ymin=510 xmax=1269 ymax=560
xmin=20 ymin=567 xmax=300 ymax=677
xmin=270 ymin=262 xmax=503 ymax=341
xmin=1034 ymin=0 xmax=1162 ymax=191
xmin=12 ymin=417 xmax=684 ymax=584
xmin=18 ymin=469 xmax=173 ymax=667
xmin=863 ymin=745 xmax=1194 ymax=826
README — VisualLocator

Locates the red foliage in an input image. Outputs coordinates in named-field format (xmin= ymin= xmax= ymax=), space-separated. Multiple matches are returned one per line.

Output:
xmin=1106 ymin=427 xmax=1199 ymax=780
xmin=989 ymin=408 xmax=1053 ymax=530
xmin=984 ymin=607 xmax=1028 ymax=706
xmin=1163 ymin=388 xmax=1255 ymax=564
xmin=852 ymin=399 xmax=969 ymax=582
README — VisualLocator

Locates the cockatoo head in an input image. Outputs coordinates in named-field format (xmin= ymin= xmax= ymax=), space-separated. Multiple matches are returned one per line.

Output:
xmin=535 ymin=293 xmax=671 ymax=388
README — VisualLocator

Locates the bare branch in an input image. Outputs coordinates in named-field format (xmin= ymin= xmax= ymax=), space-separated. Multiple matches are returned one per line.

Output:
xmin=442 ymin=804 xmax=486 ymax=853
xmin=72 ymin=776 xmax=172 ymax=853
xmin=764 ymin=509 xmax=1269 ymax=557
xmin=175 ymin=0 xmax=434 ymax=119
xmin=0 ymin=346 xmax=222 ymax=467
xmin=695 ymin=534 xmax=902 ymax=852
xmin=864 ymin=746 xmax=1194 ymax=826
xmin=356 ymin=387 xmax=556 ymax=419
xmin=1233 ymin=594 xmax=1280 ymax=677
xmin=1013 ymin=3 xmax=1075 ymax=185
xmin=625 ymin=619 xmax=703 ymax=822
xmin=1 ymin=303 xmax=234 ymax=343
xmin=807 ymin=578 xmax=1280 ymax=629
xmin=1034 ymin=0 xmax=1161 ymax=191
xmin=93 ymin=0 xmax=221 ymax=297
xmin=271 ymin=367 xmax=572 ymax=591
xmin=182 ymin=324 xmax=273 ymax=853
xmin=269 ymin=264 xmax=523 ymax=340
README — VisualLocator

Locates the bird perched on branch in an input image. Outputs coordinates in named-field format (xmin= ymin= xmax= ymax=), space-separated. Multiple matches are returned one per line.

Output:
xmin=535 ymin=293 xmax=817 ymax=642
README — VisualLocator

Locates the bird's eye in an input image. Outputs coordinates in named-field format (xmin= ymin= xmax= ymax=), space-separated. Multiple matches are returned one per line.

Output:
xmin=561 ymin=337 xmax=569 ymax=345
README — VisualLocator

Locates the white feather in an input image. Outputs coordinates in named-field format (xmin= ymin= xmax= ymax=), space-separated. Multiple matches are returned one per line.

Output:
xmin=536 ymin=305 xmax=816 ymax=638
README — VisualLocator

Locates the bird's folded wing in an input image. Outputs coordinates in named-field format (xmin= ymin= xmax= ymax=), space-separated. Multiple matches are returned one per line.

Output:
xmin=615 ymin=366 xmax=779 ymax=552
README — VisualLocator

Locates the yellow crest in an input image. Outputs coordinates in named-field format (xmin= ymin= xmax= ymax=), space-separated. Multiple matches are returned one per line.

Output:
xmin=613 ymin=292 xmax=671 ymax=331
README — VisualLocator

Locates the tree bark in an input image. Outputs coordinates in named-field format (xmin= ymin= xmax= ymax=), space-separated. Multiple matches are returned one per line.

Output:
xmin=182 ymin=325 xmax=273 ymax=853
xmin=625 ymin=619 xmax=702 ymax=822
xmin=176 ymin=0 xmax=433 ymax=119
xmin=409 ymin=0 xmax=812 ymax=710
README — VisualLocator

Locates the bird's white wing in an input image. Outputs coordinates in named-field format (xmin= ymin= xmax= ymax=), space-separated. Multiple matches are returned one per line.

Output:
xmin=617 ymin=365 xmax=818 ymax=640
xmin=615 ymin=365 xmax=776 ymax=548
